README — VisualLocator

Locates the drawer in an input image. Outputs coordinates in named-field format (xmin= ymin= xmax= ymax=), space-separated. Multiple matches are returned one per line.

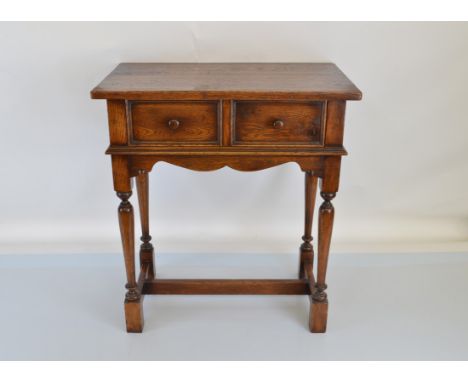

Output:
xmin=233 ymin=101 xmax=324 ymax=146
xmin=129 ymin=101 xmax=221 ymax=145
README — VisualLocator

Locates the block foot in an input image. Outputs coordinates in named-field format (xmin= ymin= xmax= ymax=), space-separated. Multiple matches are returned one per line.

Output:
xmin=124 ymin=298 xmax=144 ymax=333
xmin=309 ymin=300 xmax=328 ymax=333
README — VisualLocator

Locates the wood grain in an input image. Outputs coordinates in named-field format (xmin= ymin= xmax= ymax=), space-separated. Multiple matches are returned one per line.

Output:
xmin=316 ymin=192 xmax=335 ymax=289
xmin=117 ymin=191 xmax=139 ymax=301
xmin=106 ymin=100 xmax=128 ymax=145
xmin=222 ymin=99 xmax=232 ymax=146
xmin=124 ymin=299 xmax=144 ymax=333
xmin=325 ymin=100 xmax=346 ymax=146
xmin=91 ymin=63 xmax=362 ymax=101
xmin=106 ymin=146 xmax=347 ymax=156
xmin=299 ymin=172 xmax=318 ymax=279
xmin=111 ymin=155 xmax=132 ymax=193
xmin=136 ymin=170 xmax=155 ymax=279
xmin=129 ymin=101 xmax=220 ymax=145
xmin=142 ymin=279 xmax=311 ymax=295
xmin=233 ymin=101 xmax=324 ymax=146
xmin=129 ymin=155 xmax=324 ymax=174
xmin=310 ymin=300 xmax=328 ymax=333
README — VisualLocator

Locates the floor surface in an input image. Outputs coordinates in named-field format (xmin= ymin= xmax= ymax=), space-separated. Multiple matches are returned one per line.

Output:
xmin=1 ymin=251 xmax=467 ymax=360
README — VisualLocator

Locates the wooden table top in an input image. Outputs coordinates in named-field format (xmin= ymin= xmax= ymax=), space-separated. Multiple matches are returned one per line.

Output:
xmin=90 ymin=63 xmax=362 ymax=101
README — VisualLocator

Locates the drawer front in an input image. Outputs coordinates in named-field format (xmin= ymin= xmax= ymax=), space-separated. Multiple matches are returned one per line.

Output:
xmin=233 ymin=101 xmax=324 ymax=146
xmin=129 ymin=101 xmax=221 ymax=145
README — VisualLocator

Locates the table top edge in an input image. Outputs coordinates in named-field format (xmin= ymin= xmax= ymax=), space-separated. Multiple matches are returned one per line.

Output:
xmin=90 ymin=62 xmax=362 ymax=101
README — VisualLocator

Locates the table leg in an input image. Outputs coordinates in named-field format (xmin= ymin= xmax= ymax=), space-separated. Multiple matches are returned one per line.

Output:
xmin=308 ymin=156 xmax=340 ymax=333
xmin=309 ymin=191 xmax=335 ymax=333
xmin=299 ymin=171 xmax=318 ymax=279
xmin=117 ymin=191 xmax=144 ymax=333
xmin=136 ymin=170 xmax=155 ymax=280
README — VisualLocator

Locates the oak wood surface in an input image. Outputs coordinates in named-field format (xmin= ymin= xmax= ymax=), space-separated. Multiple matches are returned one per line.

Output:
xmin=106 ymin=146 xmax=347 ymax=156
xmin=316 ymin=192 xmax=335 ymax=289
xmin=233 ymin=101 xmax=324 ymax=146
xmin=137 ymin=263 xmax=150 ymax=294
xmin=92 ymin=62 xmax=361 ymax=334
xmin=128 ymin=155 xmax=324 ymax=174
xmin=142 ymin=279 xmax=311 ymax=295
xmin=136 ymin=171 xmax=155 ymax=279
xmin=299 ymin=172 xmax=318 ymax=279
xmin=91 ymin=63 xmax=362 ymax=100
xmin=129 ymin=101 xmax=220 ymax=145
xmin=106 ymin=100 xmax=128 ymax=145
xmin=124 ymin=299 xmax=144 ymax=333
xmin=310 ymin=300 xmax=328 ymax=333
xmin=324 ymin=100 xmax=346 ymax=146
xmin=117 ymin=191 xmax=139 ymax=301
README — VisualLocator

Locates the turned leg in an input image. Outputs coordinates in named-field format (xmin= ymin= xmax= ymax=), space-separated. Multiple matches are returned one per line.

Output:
xmin=299 ymin=171 xmax=318 ymax=279
xmin=136 ymin=170 xmax=155 ymax=280
xmin=117 ymin=191 xmax=144 ymax=333
xmin=309 ymin=191 xmax=335 ymax=333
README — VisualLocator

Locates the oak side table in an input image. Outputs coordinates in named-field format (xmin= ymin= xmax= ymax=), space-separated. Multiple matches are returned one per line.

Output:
xmin=91 ymin=63 xmax=361 ymax=333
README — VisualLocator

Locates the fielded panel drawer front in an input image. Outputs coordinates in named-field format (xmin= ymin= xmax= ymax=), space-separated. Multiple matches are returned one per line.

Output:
xmin=232 ymin=101 xmax=325 ymax=146
xmin=129 ymin=101 xmax=221 ymax=145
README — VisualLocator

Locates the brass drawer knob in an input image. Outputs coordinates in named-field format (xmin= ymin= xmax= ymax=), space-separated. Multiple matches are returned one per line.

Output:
xmin=167 ymin=119 xmax=180 ymax=130
xmin=273 ymin=119 xmax=284 ymax=128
